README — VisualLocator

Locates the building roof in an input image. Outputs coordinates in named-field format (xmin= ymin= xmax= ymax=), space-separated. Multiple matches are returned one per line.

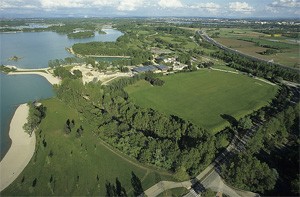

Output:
xmin=133 ymin=65 xmax=158 ymax=73
xmin=156 ymin=64 xmax=168 ymax=71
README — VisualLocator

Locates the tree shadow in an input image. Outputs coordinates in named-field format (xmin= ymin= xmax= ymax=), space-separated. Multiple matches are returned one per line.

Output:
xmin=105 ymin=178 xmax=127 ymax=197
xmin=131 ymin=172 xmax=144 ymax=197
xmin=220 ymin=114 xmax=238 ymax=127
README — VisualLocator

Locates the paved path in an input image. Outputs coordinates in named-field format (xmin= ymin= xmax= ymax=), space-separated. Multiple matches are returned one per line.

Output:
xmin=201 ymin=170 xmax=258 ymax=197
xmin=210 ymin=67 xmax=276 ymax=86
xmin=144 ymin=180 xmax=192 ymax=197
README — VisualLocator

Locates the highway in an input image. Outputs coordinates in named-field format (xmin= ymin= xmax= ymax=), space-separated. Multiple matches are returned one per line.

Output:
xmin=198 ymin=30 xmax=300 ymax=72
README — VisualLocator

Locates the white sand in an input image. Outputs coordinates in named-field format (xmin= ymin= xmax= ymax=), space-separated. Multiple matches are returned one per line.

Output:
xmin=0 ymin=104 xmax=36 ymax=191
xmin=8 ymin=72 xmax=60 ymax=85
xmin=71 ymin=65 xmax=133 ymax=84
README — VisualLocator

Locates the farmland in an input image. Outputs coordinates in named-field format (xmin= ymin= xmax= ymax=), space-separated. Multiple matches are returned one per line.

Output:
xmin=205 ymin=28 xmax=299 ymax=68
xmin=1 ymin=98 xmax=174 ymax=196
xmin=126 ymin=70 xmax=278 ymax=132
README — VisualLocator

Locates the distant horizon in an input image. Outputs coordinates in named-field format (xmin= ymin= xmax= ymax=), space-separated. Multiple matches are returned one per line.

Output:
xmin=1 ymin=16 xmax=300 ymax=21
xmin=1 ymin=0 xmax=299 ymax=19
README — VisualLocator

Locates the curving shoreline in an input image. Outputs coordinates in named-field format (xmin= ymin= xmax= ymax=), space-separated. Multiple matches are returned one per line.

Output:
xmin=0 ymin=104 xmax=36 ymax=192
xmin=8 ymin=71 xmax=60 ymax=85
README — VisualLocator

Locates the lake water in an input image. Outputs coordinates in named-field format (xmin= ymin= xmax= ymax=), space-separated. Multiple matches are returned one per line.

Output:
xmin=0 ymin=29 xmax=123 ymax=159
xmin=0 ymin=29 xmax=123 ymax=68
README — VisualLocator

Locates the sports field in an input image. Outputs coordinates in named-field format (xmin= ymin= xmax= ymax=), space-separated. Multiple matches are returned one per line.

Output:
xmin=126 ymin=70 xmax=278 ymax=132
xmin=1 ymin=98 xmax=174 ymax=196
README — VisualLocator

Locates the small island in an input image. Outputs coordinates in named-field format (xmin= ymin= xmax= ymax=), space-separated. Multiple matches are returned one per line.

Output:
xmin=8 ymin=55 xmax=22 ymax=62
xmin=67 ymin=31 xmax=94 ymax=39
xmin=99 ymin=30 xmax=107 ymax=34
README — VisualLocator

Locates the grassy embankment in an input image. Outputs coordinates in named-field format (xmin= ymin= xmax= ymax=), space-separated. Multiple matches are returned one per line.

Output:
xmin=206 ymin=28 xmax=299 ymax=67
xmin=157 ymin=187 xmax=189 ymax=197
xmin=126 ymin=70 xmax=278 ymax=133
xmin=1 ymin=98 xmax=174 ymax=196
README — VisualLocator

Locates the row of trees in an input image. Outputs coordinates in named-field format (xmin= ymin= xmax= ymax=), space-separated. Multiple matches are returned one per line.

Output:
xmin=220 ymin=85 xmax=299 ymax=194
xmin=212 ymin=50 xmax=299 ymax=82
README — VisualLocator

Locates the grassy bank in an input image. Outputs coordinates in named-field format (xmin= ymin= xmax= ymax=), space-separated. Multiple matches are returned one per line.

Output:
xmin=126 ymin=70 xmax=278 ymax=133
xmin=1 ymin=98 xmax=174 ymax=196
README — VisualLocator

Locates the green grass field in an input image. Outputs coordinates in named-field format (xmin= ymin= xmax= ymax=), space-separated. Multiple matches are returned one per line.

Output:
xmin=126 ymin=70 xmax=278 ymax=133
xmin=206 ymin=28 xmax=300 ymax=68
xmin=1 ymin=98 xmax=174 ymax=196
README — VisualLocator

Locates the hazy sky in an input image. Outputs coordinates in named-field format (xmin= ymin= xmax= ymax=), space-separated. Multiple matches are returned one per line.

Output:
xmin=1 ymin=0 xmax=299 ymax=18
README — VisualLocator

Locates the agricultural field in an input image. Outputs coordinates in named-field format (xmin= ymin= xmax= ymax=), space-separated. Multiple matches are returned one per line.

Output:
xmin=205 ymin=28 xmax=299 ymax=68
xmin=1 ymin=99 xmax=174 ymax=196
xmin=126 ymin=70 xmax=278 ymax=133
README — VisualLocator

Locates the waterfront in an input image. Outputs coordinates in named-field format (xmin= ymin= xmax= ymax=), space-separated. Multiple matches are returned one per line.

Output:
xmin=0 ymin=29 xmax=123 ymax=159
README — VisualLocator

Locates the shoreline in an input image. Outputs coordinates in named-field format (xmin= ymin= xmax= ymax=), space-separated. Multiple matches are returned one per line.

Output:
xmin=0 ymin=104 xmax=36 ymax=192
xmin=7 ymin=71 xmax=60 ymax=85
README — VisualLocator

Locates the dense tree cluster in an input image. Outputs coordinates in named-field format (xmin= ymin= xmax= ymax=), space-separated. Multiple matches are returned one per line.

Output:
xmin=221 ymin=85 xmax=300 ymax=195
xmin=23 ymin=103 xmax=47 ymax=136
xmin=67 ymin=31 xmax=94 ymax=39
xmin=144 ymin=73 xmax=165 ymax=86
xmin=177 ymin=53 xmax=191 ymax=65
xmin=72 ymin=40 xmax=152 ymax=65
xmin=156 ymin=27 xmax=193 ymax=37
xmin=221 ymin=153 xmax=278 ymax=193
xmin=55 ymin=77 xmax=216 ymax=176
xmin=48 ymin=57 xmax=83 ymax=68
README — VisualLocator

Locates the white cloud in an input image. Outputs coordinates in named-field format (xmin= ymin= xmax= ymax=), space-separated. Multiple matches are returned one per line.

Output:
xmin=158 ymin=0 xmax=183 ymax=8
xmin=229 ymin=2 xmax=255 ymax=12
xmin=40 ymin=0 xmax=85 ymax=8
xmin=190 ymin=3 xmax=220 ymax=12
xmin=271 ymin=0 xmax=300 ymax=7
xmin=40 ymin=0 xmax=115 ymax=9
xmin=92 ymin=0 xmax=114 ymax=7
xmin=265 ymin=6 xmax=279 ymax=13
xmin=0 ymin=0 xmax=38 ymax=9
xmin=117 ymin=0 xmax=144 ymax=11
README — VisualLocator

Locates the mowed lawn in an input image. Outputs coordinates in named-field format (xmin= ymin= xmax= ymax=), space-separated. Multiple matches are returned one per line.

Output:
xmin=126 ymin=70 xmax=278 ymax=132
xmin=2 ymin=98 xmax=174 ymax=196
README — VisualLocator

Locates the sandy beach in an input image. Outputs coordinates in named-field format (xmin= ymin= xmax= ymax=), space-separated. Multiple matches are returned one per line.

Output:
xmin=8 ymin=72 xmax=60 ymax=85
xmin=0 ymin=104 xmax=36 ymax=192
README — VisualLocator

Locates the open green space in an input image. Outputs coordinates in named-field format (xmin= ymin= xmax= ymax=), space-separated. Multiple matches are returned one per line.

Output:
xmin=1 ymin=98 xmax=174 ymax=196
xmin=205 ymin=28 xmax=299 ymax=68
xmin=126 ymin=70 xmax=278 ymax=132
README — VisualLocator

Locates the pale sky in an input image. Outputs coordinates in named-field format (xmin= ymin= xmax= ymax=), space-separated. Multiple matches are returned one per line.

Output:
xmin=1 ymin=0 xmax=299 ymax=18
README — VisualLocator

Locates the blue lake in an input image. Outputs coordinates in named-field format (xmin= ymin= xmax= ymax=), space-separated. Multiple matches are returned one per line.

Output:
xmin=0 ymin=29 xmax=123 ymax=159
xmin=0 ymin=29 xmax=123 ymax=68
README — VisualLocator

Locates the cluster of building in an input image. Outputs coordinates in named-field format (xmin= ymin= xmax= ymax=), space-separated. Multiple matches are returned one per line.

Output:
xmin=132 ymin=65 xmax=169 ymax=73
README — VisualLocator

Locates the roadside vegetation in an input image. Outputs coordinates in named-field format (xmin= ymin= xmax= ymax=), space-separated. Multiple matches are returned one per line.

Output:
xmin=220 ymin=85 xmax=299 ymax=195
